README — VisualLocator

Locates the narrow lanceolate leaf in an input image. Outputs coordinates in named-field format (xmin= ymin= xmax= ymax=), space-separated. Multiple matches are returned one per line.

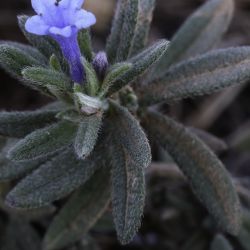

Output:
xmin=143 ymin=111 xmax=241 ymax=235
xmin=110 ymin=141 xmax=145 ymax=244
xmin=150 ymin=0 xmax=234 ymax=80
xmin=210 ymin=235 xmax=233 ymax=250
xmin=140 ymin=47 xmax=250 ymax=106
xmin=8 ymin=121 xmax=77 ymax=162
xmin=128 ymin=0 xmax=156 ymax=57
xmin=78 ymin=29 xmax=93 ymax=62
xmin=108 ymin=40 xmax=169 ymax=95
xmin=0 ymin=109 xmax=58 ymax=138
xmin=110 ymin=101 xmax=151 ymax=169
xmin=115 ymin=0 xmax=139 ymax=62
xmin=0 ymin=40 xmax=47 ymax=64
xmin=22 ymin=66 xmax=72 ymax=93
xmin=0 ymin=44 xmax=42 ymax=78
xmin=74 ymin=113 xmax=103 ymax=159
xmin=100 ymin=62 xmax=132 ymax=97
xmin=43 ymin=167 xmax=110 ymax=250
xmin=106 ymin=0 xmax=127 ymax=63
xmin=6 ymin=147 xmax=104 ymax=209
xmin=0 ymin=154 xmax=46 ymax=181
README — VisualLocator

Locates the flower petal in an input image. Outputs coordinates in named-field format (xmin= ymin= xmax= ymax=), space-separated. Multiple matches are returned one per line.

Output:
xmin=31 ymin=0 xmax=45 ymax=14
xmin=74 ymin=10 xmax=96 ymax=29
xmin=25 ymin=15 xmax=50 ymax=35
xmin=49 ymin=26 xmax=72 ymax=37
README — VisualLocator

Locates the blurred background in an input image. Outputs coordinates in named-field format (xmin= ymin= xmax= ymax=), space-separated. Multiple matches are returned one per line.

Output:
xmin=1 ymin=0 xmax=250 ymax=249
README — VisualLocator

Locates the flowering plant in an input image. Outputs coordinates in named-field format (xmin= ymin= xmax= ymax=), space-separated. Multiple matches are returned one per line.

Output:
xmin=0 ymin=0 xmax=250 ymax=249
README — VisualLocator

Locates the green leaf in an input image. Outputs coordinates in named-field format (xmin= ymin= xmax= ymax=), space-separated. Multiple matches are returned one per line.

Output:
xmin=109 ymin=140 xmax=145 ymax=244
xmin=143 ymin=111 xmax=241 ymax=235
xmin=106 ymin=101 xmax=150 ymax=244
xmin=115 ymin=0 xmax=139 ymax=62
xmin=210 ymin=235 xmax=233 ymax=250
xmin=0 ymin=40 xmax=47 ymax=64
xmin=108 ymin=39 xmax=169 ymax=95
xmin=100 ymin=62 xmax=132 ymax=97
xmin=49 ymin=54 xmax=62 ymax=71
xmin=0 ymin=44 xmax=42 ymax=78
xmin=109 ymin=101 xmax=151 ymax=169
xmin=8 ymin=121 xmax=77 ymax=162
xmin=150 ymin=0 xmax=234 ymax=80
xmin=106 ymin=0 xmax=128 ymax=63
xmin=78 ymin=29 xmax=93 ymax=62
xmin=81 ymin=57 xmax=99 ymax=96
xmin=140 ymin=47 xmax=250 ymax=106
xmin=0 ymin=154 xmax=44 ymax=181
xmin=22 ymin=66 xmax=72 ymax=98
xmin=43 ymin=167 xmax=110 ymax=250
xmin=5 ymin=146 xmax=104 ymax=208
xmin=74 ymin=113 xmax=103 ymax=159
xmin=128 ymin=0 xmax=156 ymax=57
xmin=0 ymin=109 xmax=59 ymax=138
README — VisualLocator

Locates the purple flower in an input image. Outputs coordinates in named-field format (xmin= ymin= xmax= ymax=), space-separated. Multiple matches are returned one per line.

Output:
xmin=25 ymin=0 xmax=96 ymax=83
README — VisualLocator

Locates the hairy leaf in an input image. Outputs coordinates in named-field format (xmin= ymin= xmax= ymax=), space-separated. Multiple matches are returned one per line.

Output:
xmin=8 ymin=121 xmax=77 ymax=162
xmin=78 ymin=29 xmax=93 ymax=62
xmin=82 ymin=57 xmax=99 ymax=96
xmin=210 ymin=235 xmax=233 ymax=250
xmin=115 ymin=0 xmax=139 ymax=62
xmin=150 ymin=0 xmax=234 ymax=80
xmin=22 ymin=66 xmax=72 ymax=92
xmin=43 ymin=167 xmax=110 ymax=250
xmin=143 ymin=111 xmax=241 ymax=235
xmin=0 ymin=155 xmax=44 ymax=181
xmin=129 ymin=0 xmax=156 ymax=57
xmin=0 ymin=109 xmax=59 ymax=138
xmin=109 ymin=101 xmax=151 ymax=169
xmin=140 ymin=47 xmax=250 ymax=106
xmin=0 ymin=44 xmax=42 ymax=78
xmin=106 ymin=0 xmax=128 ymax=63
xmin=5 ymin=146 xmax=105 ymax=208
xmin=110 ymin=140 xmax=145 ymax=244
xmin=0 ymin=40 xmax=47 ymax=64
xmin=100 ymin=62 xmax=132 ymax=97
xmin=108 ymin=39 xmax=169 ymax=95
xmin=74 ymin=113 xmax=103 ymax=159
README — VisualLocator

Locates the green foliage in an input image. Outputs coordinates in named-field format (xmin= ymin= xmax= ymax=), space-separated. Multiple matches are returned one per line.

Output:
xmin=0 ymin=0 xmax=248 ymax=248
xmin=78 ymin=29 xmax=93 ymax=62
xmin=143 ymin=111 xmax=241 ymax=235
xmin=115 ymin=0 xmax=139 ymax=62
xmin=140 ymin=47 xmax=250 ymax=106
xmin=0 ymin=43 xmax=43 ymax=78
xmin=0 ymin=110 xmax=58 ymax=138
xmin=8 ymin=121 xmax=77 ymax=161
xmin=150 ymin=0 xmax=234 ymax=80
xmin=129 ymin=0 xmax=156 ymax=57
xmin=109 ymin=101 xmax=151 ymax=169
xmin=108 ymin=39 xmax=169 ymax=95
xmin=74 ymin=113 xmax=103 ymax=159
xmin=6 ymin=147 xmax=104 ymax=209
xmin=43 ymin=167 xmax=110 ymax=250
